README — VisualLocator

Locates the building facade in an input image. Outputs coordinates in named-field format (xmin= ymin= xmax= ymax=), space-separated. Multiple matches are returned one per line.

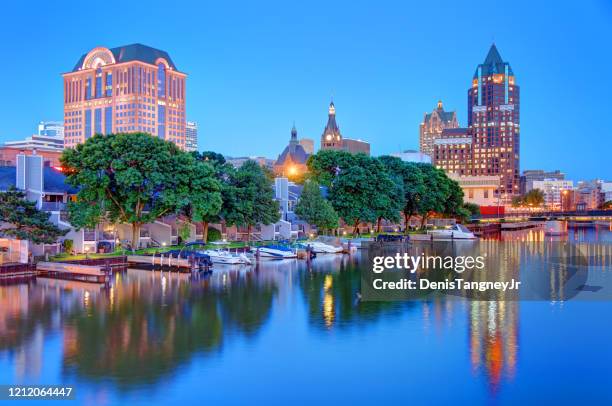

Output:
xmin=520 ymin=169 xmax=565 ymax=195
xmin=342 ymin=138 xmax=370 ymax=155
xmin=448 ymin=173 xmax=501 ymax=206
xmin=531 ymin=179 xmax=574 ymax=210
xmin=38 ymin=121 xmax=64 ymax=138
xmin=419 ymin=101 xmax=459 ymax=157
xmin=433 ymin=128 xmax=472 ymax=175
xmin=63 ymin=44 xmax=187 ymax=149
xmin=185 ymin=121 xmax=198 ymax=152
xmin=391 ymin=150 xmax=432 ymax=164
xmin=299 ymin=138 xmax=314 ymax=155
xmin=468 ymin=44 xmax=520 ymax=202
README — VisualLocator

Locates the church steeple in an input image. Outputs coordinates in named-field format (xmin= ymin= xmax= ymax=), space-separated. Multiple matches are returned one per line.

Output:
xmin=290 ymin=123 xmax=298 ymax=144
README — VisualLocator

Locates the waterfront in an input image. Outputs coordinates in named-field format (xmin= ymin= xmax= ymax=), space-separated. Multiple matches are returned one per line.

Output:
xmin=0 ymin=226 xmax=611 ymax=405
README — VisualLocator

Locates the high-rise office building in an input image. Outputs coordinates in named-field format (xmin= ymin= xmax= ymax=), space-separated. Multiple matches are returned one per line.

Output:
xmin=186 ymin=121 xmax=198 ymax=152
xmin=63 ymin=43 xmax=187 ymax=149
xmin=37 ymin=121 xmax=64 ymax=139
xmin=419 ymin=101 xmax=458 ymax=157
xmin=468 ymin=44 xmax=520 ymax=201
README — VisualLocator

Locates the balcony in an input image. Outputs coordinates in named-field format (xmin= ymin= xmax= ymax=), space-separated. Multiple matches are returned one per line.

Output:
xmin=41 ymin=202 xmax=66 ymax=211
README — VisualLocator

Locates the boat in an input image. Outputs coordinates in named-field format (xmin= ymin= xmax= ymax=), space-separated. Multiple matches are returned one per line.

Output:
xmin=203 ymin=249 xmax=252 ymax=265
xmin=301 ymin=241 xmax=344 ymax=254
xmin=254 ymin=245 xmax=298 ymax=259
xmin=427 ymin=224 xmax=477 ymax=240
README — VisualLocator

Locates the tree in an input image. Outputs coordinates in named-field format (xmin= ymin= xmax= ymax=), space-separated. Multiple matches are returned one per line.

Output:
xmin=177 ymin=159 xmax=222 ymax=243
xmin=373 ymin=173 xmax=404 ymax=233
xmin=0 ymin=187 xmax=67 ymax=244
xmin=378 ymin=156 xmax=425 ymax=233
xmin=61 ymin=133 xmax=191 ymax=250
xmin=463 ymin=202 xmax=481 ymax=218
xmin=524 ymin=189 xmax=545 ymax=207
xmin=294 ymin=180 xmax=339 ymax=234
xmin=415 ymin=164 xmax=450 ymax=228
xmin=307 ymin=149 xmax=358 ymax=187
xmin=222 ymin=160 xmax=280 ymax=241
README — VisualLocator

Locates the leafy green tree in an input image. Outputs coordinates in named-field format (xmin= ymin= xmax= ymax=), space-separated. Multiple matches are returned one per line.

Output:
xmin=416 ymin=164 xmax=451 ymax=228
xmin=0 ymin=187 xmax=67 ymax=244
xmin=373 ymin=172 xmax=404 ymax=233
xmin=378 ymin=156 xmax=425 ymax=233
xmin=177 ymin=159 xmax=222 ymax=243
xmin=295 ymin=180 xmax=339 ymax=234
xmin=463 ymin=202 xmax=481 ymax=217
xmin=307 ymin=149 xmax=357 ymax=187
xmin=511 ymin=195 xmax=524 ymax=207
xmin=61 ymin=133 xmax=191 ymax=250
xmin=222 ymin=160 xmax=280 ymax=241
xmin=524 ymin=188 xmax=545 ymax=207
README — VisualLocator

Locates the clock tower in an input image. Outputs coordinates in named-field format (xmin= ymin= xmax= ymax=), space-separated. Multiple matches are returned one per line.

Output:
xmin=320 ymin=101 xmax=343 ymax=150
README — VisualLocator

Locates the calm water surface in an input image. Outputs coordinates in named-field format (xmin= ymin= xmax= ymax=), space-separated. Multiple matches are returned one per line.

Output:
xmin=1 ymin=225 xmax=611 ymax=405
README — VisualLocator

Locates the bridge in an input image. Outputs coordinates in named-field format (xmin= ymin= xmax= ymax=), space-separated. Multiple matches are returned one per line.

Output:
xmin=479 ymin=209 xmax=612 ymax=222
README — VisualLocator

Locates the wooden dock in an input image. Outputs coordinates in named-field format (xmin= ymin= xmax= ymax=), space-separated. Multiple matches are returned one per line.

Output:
xmin=127 ymin=255 xmax=192 ymax=271
xmin=37 ymin=261 xmax=110 ymax=283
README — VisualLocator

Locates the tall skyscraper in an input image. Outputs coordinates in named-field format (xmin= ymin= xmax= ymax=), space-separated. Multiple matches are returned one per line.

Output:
xmin=37 ymin=121 xmax=64 ymax=139
xmin=419 ymin=101 xmax=458 ymax=157
xmin=468 ymin=44 xmax=520 ymax=201
xmin=63 ymin=44 xmax=187 ymax=149
xmin=321 ymin=101 xmax=343 ymax=150
xmin=186 ymin=121 xmax=198 ymax=152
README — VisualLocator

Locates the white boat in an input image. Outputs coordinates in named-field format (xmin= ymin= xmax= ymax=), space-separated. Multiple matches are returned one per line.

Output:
xmin=255 ymin=245 xmax=298 ymax=259
xmin=303 ymin=241 xmax=344 ymax=254
xmin=203 ymin=249 xmax=252 ymax=265
xmin=427 ymin=224 xmax=477 ymax=240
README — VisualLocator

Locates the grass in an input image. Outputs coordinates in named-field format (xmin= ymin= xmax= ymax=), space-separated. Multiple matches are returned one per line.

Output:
xmin=49 ymin=240 xmax=279 ymax=261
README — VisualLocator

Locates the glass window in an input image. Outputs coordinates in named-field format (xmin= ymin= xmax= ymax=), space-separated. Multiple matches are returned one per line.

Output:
xmin=94 ymin=108 xmax=102 ymax=134
xmin=157 ymin=63 xmax=166 ymax=97
xmin=85 ymin=110 xmax=92 ymax=138
xmin=85 ymin=77 xmax=92 ymax=100
xmin=157 ymin=105 xmax=166 ymax=139
xmin=104 ymin=107 xmax=112 ymax=134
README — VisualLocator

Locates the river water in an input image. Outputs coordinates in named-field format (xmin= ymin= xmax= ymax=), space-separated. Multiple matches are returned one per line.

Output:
xmin=0 ymin=224 xmax=611 ymax=405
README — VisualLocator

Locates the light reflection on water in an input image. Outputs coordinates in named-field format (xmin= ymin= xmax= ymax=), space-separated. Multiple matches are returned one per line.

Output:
xmin=0 ymin=226 xmax=610 ymax=405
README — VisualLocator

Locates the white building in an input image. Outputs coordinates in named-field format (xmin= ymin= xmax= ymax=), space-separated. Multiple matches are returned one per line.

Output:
xmin=185 ymin=121 xmax=198 ymax=152
xmin=4 ymin=134 xmax=64 ymax=152
xmin=37 ymin=121 xmax=64 ymax=139
xmin=391 ymin=150 xmax=432 ymax=164
xmin=532 ymin=179 xmax=574 ymax=210
xmin=601 ymin=181 xmax=612 ymax=203
xmin=448 ymin=173 xmax=501 ymax=206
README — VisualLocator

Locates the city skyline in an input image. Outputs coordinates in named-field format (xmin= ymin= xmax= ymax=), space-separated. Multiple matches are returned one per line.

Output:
xmin=1 ymin=0 xmax=611 ymax=180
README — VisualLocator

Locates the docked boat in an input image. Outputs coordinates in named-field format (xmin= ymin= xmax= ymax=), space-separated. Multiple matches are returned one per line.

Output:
xmin=203 ymin=249 xmax=252 ymax=265
xmin=427 ymin=224 xmax=477 ymax=240
xmin=254 ymin=245 xmax=298 ymax=259
xmin=301 ymin=241 xmax=344 ymax=254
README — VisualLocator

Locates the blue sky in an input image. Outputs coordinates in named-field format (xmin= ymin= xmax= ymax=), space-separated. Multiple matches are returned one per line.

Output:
xmin=1 ymin=0 xmax=610 ymax=181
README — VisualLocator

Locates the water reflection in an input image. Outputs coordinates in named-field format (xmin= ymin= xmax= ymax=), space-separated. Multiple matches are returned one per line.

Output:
xmin=0 ymin=226 xmax=609 ymax=402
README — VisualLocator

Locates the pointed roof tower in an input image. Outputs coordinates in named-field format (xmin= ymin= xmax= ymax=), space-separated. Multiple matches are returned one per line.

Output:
xmin=473 ymin=43 xmax=513 ymax=78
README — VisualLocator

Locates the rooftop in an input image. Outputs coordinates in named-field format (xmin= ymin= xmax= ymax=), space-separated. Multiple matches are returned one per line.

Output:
xmin=72 ymin=43 xmax=178 ymax=72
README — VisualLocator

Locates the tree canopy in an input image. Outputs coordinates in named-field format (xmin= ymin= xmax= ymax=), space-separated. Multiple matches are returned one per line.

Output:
xmin=0 ymin=188 xmax=67 ymax=244
xmin=221 ymin=160 xmax=280 ymax=240
xmin=294 ymin=180 xmax=339 ymax=233
xmin=61 ymin=133 xmax=197 ymax=249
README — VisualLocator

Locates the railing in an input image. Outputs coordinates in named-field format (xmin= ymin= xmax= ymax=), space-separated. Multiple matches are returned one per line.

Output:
xmin=41 ymin=202 xmax=66 ymax=211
